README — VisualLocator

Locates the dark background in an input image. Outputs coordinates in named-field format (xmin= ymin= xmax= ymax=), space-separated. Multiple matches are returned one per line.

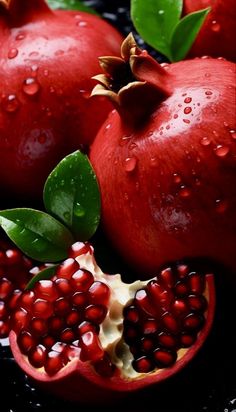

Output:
xmin=1 ymin=1 xmax=236 ymax=411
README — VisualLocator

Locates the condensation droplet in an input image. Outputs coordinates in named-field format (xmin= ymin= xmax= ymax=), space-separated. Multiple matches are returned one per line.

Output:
xmin=23 ymin=78 xmax=40 ymax=96
xmin=173 ymin=114 xmax=178 ymax=119
xmin=158 ymin=9 xmax=164 ymax=15
xmin=16 ymin=33 xmax=25 ymax=41
xmin=2 ymin=94 xmax=20 ymax=113
xmin=44 ymin=69 xmax=49 ymax=76
xmin=120 ymin=134 xmax=132 ymax=146
xmin=215 ymin=199 xmax=228 ymax=213
xmin=214 ymin=145 xmax=229 ymax=157
xmin=124 ymin=157 xmax=137 ymax=172
xmin=105 ymin=124 xmax=111 ymax=130
xmin=8 ymin=48 xmax=18 ymax=59
xmin=184 ymin=107 xmax=192 ymax=115
xmin=184 ymin=97 xmax=192 ymax=104
xmin=74 ymin=202 xmax=85 ymax=217
xmin=77 ymin=21 xmax=87 ymax=27
xmin=229 ymin=130 xmax=236 ymax=140
xmin=211 ymin=20 xmax=221 ymax=32
xmin=166 ymin=124 xmax=170 ymax=130
xmin=179 ymin=186 xmax=191 ymax=198
xmin=173 ymin=173 xmax=182 ymax=184
xmin=200 ymin=137 xmax=211 ymax=146
xmin=183 ymin=119 xmax=190 ymax=124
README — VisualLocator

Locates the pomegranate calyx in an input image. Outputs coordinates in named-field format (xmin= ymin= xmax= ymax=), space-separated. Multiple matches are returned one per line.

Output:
xmin=92 ymin=33 xmax=172 ymax=129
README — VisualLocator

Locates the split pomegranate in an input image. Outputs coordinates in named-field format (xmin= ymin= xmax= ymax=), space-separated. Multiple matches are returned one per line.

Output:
xmin=0 ymin=0 xmax=122 ymax=202
xmin=183 ymin=0 xmax=236 ymax=62
xmin=90 ymin=34 xmax=236 ymax=278
xmin=0 ymin=239 xmax=34 ymax=338
xmin=10 ymin=242 xmax=215 ymax=403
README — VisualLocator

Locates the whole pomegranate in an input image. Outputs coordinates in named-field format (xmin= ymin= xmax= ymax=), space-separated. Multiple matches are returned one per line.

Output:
xmin=90 ymin=34 xmax=236 ymax=278
xmin=9 ymin=241 xmax=215 ymax=403
xmin=183 ymin=0 xmax=236 ymax=61
xmin=0 ymin=0 xmax=122 ymax=202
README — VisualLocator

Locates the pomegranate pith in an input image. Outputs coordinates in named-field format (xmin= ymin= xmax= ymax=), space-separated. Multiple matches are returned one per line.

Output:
xmin=10 ymin=242 xmax=215 ymax=404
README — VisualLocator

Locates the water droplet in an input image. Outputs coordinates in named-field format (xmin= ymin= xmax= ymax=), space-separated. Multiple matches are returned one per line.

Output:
xmin=105 ymin=124 xmax=111 ymax=130
xmin=229 ymin=130 xmax=236 ymax=140
xmin=120 ymin=134 xmax=132 ymax=146
xmin=23 ymin=78 xmax=40 ymax=96
xmin=215 ymin=199 xmax=228 ymax=213
xmin=178 ymin=104 xmax=182 ymax=108
xmin=184 ymin=107 xmax=192 ymax=115
xmin=124 ymin=157 xmax=137 ymax=172
xmin=200 ymin=137 xmax=211 ymax=146
xmin=8 ymin=48 xmax=18 ymax=59
xmin=173 ymin=173 xmax=182 ymax=184
xmin=135 ymin=182 xmax=140 ymax=191
xmin=183 ymin=119 xmax=190 ymax=124
xmin=173 ymin=114 xmax=178 ymax=119
xmin=2 ymin=94 xmax=20 ymax=113
xmin=184 ymin=97 xmax=192 ymax=104
xmin=16 ymin=32 xmax=25 ymax=41
xmin=182 ymin=93 xmax=187 ymax=97
xmin=158 ymin=9 xmax=164 ymax=15
xmin=150 ymin=157 xmax=158 ymax=167
xmin=166 ymin=124 xmax=170 ymax=130
xmin=211 ymin=20 xmax=221 ymax=32
xmin=214 ymin=145 xmax=229 ymax=157
xmin=124 ymin=192 xmax=129 ymax=201
xmin=179 ymin=186 xmax=191 ymax=198
xmin=147 ymin=131 xmax=153 ymax=137
xmin=63 ymin=211 xmax=70 ymax=220
xmin=77 ymin=21 xmax=87 ymax=27
xmin=44 ymin=69 xmax=49 ymax=76
xmin=74 ymin=203 xmax=85 ymax=217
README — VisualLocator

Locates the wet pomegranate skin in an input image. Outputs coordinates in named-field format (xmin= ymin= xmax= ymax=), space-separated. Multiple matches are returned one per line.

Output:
xmin=9 ymin=243 xmax=215 ymax=404
xmin=183 ymin=0 xmax=236 ymax=61
xmin=90 ymin=36 xmax=236 ymax=278
xmin=0 ymin=0 xmax=123 ymax=202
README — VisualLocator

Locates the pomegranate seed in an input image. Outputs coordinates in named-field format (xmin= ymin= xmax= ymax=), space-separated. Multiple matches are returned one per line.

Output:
xmin=34 ymin=280 xmax=59 ymax=301
xmin=180 ymin=333 xmax=197 ymax=347
xmin=162 ymin=312 xmax=179 ymax=334
xmin=48 ymin=316 xmax=65 ymax=334
xmin=55 ymin=258 xmax=80 ymax=280
xmin=72 ymin=291 xmax=88 ymax=307
xmin=29 ymin=318 xmax=48 ymax=337
xmin=123 ymin=305 xmax=139 ymax=323
xmin=142 ymin=318 xmax=159 ymax=335
xmin=66 ymin=344 xmax=81 ymax=361
xmin=148 ymin=281 xmax=173 ymax=311
xmin=188 ymin=272 xmax=205 ymax=294
xmin=8 ymin=289 xmax=22 ymax=310
xmin=0 ymin=320 xmax=9 ymax=338
xmin=71 ymin=269 xmax=94 ymax=292
xmin=44 ymin=351 xmax=66 ymax=375
xmin=132 ymin=356 xmax=154 ymax=373
xmin=0 ymin=277 xmax=14 ymax=299
xmin=60 ymin=328 xmax=75 ymax=343
xmin=77 ymin=321 xmax=99 ymax=336
xmin=177 ymin=264 xmax=189 ymax=279
xmin=55 ymin=278 xmax=72 ymax=295
xmin=80 ymin=331 xmax=104 ymax=362
xmin=11 ymin=308 xmax=29 ymax=332
xmin=69 ymin=241 xmax=93 ymax=258
xmin=42 ymin=335 xmax=56 ymax=349
xmin=33 ymin=299 xmax=53 ymax=318
xmin=20 ymin=290 xmax=35 ymax=311
xmin=0 ymin=300 xmax=7 ymax=319
xmin=28 ymin=344 xmax=47 ymax=368
xmin=159 ymin=267 xmax=175 ymax=288
xmin=153 ymin=348 xmax=177 ymax=368
xmin=175 ymin=281 xmax=189 ymax=297
xmin=17 ymin=331 xmax=37 ymax=354
xmin=66 ymin=309 xmax=81 ymax=326
xmin=93 ymin=353 xmax=115 ymax=377
xmin=54 ymin=297 xmax=71 ymax=316
xmin=135 ymin=289 xmax=157 ymax=317
xmin=171 ymin=299 xmax=189 ymax=317
xmin=187 ymin=294 xmax=207 ymax=312
xmin=84 ymin=304 xmax=107 ymax=324
xmin=88 ymin=281 xmax=110 ymax=306
xmin=140 ymin=337 xmax=155 ymax=353
xmin=158 ymin=332 xmax=178 ymax=349
xmin=183 ymin=313 xmax=205 ymax=331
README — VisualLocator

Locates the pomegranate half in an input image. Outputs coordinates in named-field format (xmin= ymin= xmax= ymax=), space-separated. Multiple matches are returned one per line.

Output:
xmin=90 ymin=34 xmax=236 ymax=278
xmin=0 ymin=0 xmax=122 ymax=202
xmin=10 ymin=242 xmax=215 ymax=403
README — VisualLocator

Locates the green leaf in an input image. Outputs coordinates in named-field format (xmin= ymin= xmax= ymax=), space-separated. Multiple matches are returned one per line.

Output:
xmin=25 ymin=265 xmax=58 ymax=290
xmin=131 ymin=0 xmax=183 ymax=61
xmin=43 ymin=150 xmax=101 ymax=241
xmin=48 ymin=0 xmax=97 ymax=14
xmin=0 ymin=209 xmax=74 ymax=262
xmin=170 ymin=8 xmax=211 ymax=61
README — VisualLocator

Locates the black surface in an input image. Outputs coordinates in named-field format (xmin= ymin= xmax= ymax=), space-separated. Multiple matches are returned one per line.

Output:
xmin=1 ymin=1 xmax=236 ymax=411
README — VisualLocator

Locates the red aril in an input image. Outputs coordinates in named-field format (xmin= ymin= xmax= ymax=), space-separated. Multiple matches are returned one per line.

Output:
xmin=0 ymin=0 xmax=122 ymax=203
xmin=9 ymin=242 xmax=215 ymax=403
xmin=183 ymin=0 xmax=236 ymax=62
xmin=90 ymin=34 xmax=236 ymax=278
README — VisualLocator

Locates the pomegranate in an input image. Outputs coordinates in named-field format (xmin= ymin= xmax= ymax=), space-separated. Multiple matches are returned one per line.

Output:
xmin=9 ymin=241 xmax=215 ymax=403
xmin=0 ymin=238 xmax=34 ymax=338
xmin=90 ymin=34 xmax=236 ymax=278
xmin=0 ymin=0 xmax=122 ymax=203
xmin=183 ymin=0 xmax=236 ymax=62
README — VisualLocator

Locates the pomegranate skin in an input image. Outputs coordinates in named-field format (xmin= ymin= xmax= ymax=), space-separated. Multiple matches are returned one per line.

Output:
xmin=183 ymin=0 xmax=236 ymax=62
xmin=0 ymin=1 xmax=122 ymax=202
xmin=90 ymin=58 xmax=236 ymax=277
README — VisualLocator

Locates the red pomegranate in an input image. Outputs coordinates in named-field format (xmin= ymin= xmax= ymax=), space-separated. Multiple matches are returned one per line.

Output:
xmin=183 ymin=0 xmax=236 ymax=61
xmin=0 ymin=0 xmax=122 ymax=202
xmin=9 ymin=241 xmax=215 ymax=403
xmin=90 ymin=34 xmax=236 ymax=278
xmin=0 ymin=238 xmax=34 ymax=338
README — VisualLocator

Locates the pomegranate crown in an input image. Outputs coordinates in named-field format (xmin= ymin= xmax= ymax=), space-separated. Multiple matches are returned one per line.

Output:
xmin=91 ymin=33 xmax=172 ymax=128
